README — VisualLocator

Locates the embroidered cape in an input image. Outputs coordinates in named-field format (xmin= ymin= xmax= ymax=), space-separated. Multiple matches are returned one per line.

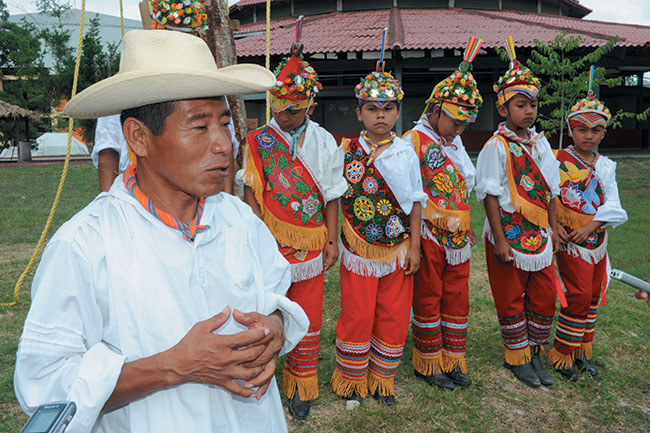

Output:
xmin=556 ymin=148 xmax=607 ymax=262
xmin=242 ymin=125 xmax=328 ymax=251
xmin=340 ymin=137 xmax=410 ymax=263
xmin=404 ymin=129 xmax=470 ymax=250
xmin=493 ymin=133 xmax=551 ymax=228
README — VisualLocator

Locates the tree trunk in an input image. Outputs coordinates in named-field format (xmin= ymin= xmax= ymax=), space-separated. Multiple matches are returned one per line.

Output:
xmin=203 ymin=0 xmax=249 ymax=176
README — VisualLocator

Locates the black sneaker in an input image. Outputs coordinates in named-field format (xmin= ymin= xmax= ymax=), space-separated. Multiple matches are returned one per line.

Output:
xmin=555 ymin=365 xmax=579 ymax=381
xmin=504 ymin=362 xmax=541 ymax=387
xmin=446 ymin=366 xmax=472 ymax=387
xmin=414 ymin=370 xmax=455 ymax=390
xmin=287 ymin=390 xmax=312 ymax=420
xmin=575 ymin=354 xmax=598 ymax=377
xmin=531 ymin=347 xmax=554 ymax=387
xmin=373 ymin=390 xmax=396 ymax=407
xmin=342 ymin=391 xmax=363 ymax=403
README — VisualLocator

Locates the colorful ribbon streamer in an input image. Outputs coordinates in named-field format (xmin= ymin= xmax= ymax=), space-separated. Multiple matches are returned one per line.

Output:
xmin=464 ymin=36 xmax=484 ymax=63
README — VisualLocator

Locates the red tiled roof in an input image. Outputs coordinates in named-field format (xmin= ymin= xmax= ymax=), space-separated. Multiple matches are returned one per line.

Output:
xmin=234 ymin=8 xmax=650 ymax=57
xmin=230 ymin=0 xmax=285 ymax=9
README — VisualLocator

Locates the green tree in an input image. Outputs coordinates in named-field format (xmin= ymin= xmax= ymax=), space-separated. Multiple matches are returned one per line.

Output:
xmin=37 ymin=0 xmax=120 ymax=143
xmin=0 ymin=0 xmax=52 ymax=146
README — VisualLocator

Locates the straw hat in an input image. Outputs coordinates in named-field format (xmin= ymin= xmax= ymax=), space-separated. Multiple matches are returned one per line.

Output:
xmin=64 ymin=30 xmax=275 ymax=119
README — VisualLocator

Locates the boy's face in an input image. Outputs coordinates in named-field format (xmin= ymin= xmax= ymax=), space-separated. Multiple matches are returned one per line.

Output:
xmin=356 ymin=102 xmax=400 ymax=136
xmin=571 ymin=124 xmax=606 ymax=153
xmin=498 ymin=93 xmax=538 ymax=130
xmin=273 ymin=105 xmax=310 ymax=132
xmin=428 ymin=105 xmax=467 ymax=143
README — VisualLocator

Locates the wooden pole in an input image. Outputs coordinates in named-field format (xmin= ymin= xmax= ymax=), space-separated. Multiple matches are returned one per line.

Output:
xmin=203 ymin=0 xmax=249 ymax=172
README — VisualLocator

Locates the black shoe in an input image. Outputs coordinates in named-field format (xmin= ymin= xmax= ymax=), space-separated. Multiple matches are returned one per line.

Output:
xmin=287 ymin=390 xmax=312 ymax=420
xmin=575 ymin=354 xmax=598 ymax=377
xmin=414 ymin=370 xmax=455 ymax=390
xmin=504 ymin=362 xmax=541 ymax=387
xmin=373 ymin=390 xmax=396 ymax=407
xmin=555 ymin=365 xmax=579 ymax=381
xmin=531 ymin=347 xmax=554 ymax=387
xmin=446 ymin=366 xmax=472 ymax=387
xmin=342 ymin=391 xmax=363 ymax=403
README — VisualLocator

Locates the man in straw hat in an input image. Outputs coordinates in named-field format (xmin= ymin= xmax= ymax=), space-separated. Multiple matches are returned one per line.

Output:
xmin=14 ymin=29 xmax=308 ymax=433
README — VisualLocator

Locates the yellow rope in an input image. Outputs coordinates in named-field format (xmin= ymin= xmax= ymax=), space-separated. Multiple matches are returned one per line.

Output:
xmin=2 ymin=1 xmax=87 ymax=307
xmin=119 ymin=0 xmax=124 ymax=39
xmin=265 ymin=0 xmax=271 ymax=124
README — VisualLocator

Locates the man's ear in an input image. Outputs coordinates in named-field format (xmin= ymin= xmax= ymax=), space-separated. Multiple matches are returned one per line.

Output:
xmin=496 ymin=104 xmax=508 ymax=119
xmin=307 ymin=102 xmax=317 ymax=116
xmin=122 ymin=117 xmax=152 ymax=158
xmin=356 ymin=107 xmax=363 ymax=122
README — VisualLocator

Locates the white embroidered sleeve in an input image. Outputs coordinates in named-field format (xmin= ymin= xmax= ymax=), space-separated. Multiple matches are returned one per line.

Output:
xmin=594 ymin=158 xmax=628 ymax=228
xmin=14 ymin=238 xmax=126 ymax=433
xmin=475 ymin=137 xmax=506 ymax=200
xmin=248 ymin=211 xmax=309 ymax=356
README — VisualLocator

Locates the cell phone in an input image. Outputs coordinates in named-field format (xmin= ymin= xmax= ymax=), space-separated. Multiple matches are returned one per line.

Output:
xmin=20 ymin=401 xmax=76 ymax=433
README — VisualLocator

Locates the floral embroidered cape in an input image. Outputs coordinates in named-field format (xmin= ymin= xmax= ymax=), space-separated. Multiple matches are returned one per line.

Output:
xmin=340 ymin=137 xmax=410 ymax=262
xmin=404 ymin=130 xmax=470 ymax=249
xmin=556 ymin=148 xmax=606 ymax=250
xmin=242 ymin=125 xmax=328 ymax=251
xmin=494 ymin=134 xmax=551 ymax=229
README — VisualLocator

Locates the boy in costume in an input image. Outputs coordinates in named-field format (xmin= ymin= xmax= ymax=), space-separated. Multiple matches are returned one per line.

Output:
xmin=331 ymin=67 xmax=427 ymax=406
xmin=475 ymin=36 xmax=561 ymax=388
xmin=548 ymin=69 xmax=628 ymax=379
xmin=240 ymin=40 xmax=347 ymax=419
xmin=402 ymin=37 xmax=483 ymax=391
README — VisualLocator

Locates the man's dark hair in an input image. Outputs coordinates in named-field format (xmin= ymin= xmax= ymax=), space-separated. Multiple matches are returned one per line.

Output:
xmin=120 ymin=101 xmax=177 ymax=136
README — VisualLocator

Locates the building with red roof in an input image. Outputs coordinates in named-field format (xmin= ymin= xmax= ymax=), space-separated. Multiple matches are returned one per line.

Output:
xmin=231 ymin=0 xmax=650 ymax=150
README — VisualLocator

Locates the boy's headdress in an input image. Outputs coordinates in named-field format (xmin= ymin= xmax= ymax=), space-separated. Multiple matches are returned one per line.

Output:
xmin=494 ymin=36 xmax=540 ymax=105
xmin=148 ymin=0 xmax=208 ymax=33
xmin=269 ymin=16 xmax=323 ymax=112
xmin=355 ymin=28 xmax=404 ymax=108
xmin=423 ymin=36 xmax=484 ymax=123
xmin=567 ymin=65 xmax=611 ymax=130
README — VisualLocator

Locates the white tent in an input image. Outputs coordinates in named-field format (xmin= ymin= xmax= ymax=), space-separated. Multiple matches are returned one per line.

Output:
xmin=33 ymin=133 xmax=90 ymax=156
xmin=0 ymin=133 xmax=89 ymax=160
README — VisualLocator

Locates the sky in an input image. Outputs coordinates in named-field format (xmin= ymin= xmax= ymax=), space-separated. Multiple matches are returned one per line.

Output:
xmin=6 ymin=0 xmax=650 ymax=26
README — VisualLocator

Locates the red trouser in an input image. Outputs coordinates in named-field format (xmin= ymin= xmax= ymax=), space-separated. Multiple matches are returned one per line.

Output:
xmin=332 ymin=263 xmax=413 ymax=398
xmin=549 ymin=251 xmax=607 ymax=367
xmin=412 ymin=237 xmax=470 ymax=375
xmin=283 ymin=272 xmax=324 ymax=401
xmin=485 ymin=241 xmax=557 ymax=365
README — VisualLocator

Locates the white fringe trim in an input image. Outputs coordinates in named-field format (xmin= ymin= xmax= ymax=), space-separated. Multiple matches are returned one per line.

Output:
xmin=561 ymin=231 xmax=608 ymax=265
xmin=421 ymin=221 xmax=471 ymax=265
xmin=339 ymin=240 xmax=400 ymax=278
xmin=484 ymin=221 xmax=553 ymax=272
xmin=290 ymin=252 xmax=324 ymax=282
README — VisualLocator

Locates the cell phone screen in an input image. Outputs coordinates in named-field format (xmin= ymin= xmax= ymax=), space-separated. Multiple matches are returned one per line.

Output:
xmin=24 ymin=407 xmax=59 ymax=432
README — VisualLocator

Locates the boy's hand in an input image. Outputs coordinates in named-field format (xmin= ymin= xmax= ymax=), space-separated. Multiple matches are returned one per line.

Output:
xmin=551 ymin=231 xmax=562 ymax=254
xmin=495 ymin=238 xmax=514 ymax=263
xmin=468 ymin=227 xmax=477 ymax=247
xmin=323 ymin=240 xmax=338 ymax=271
xmin=404 ymin=245 xmax=421 ymax=275
xmin=555 ymin=224 xmax=569 ymax=245
xmin=567 ymin=226 xmax=592 ymax=245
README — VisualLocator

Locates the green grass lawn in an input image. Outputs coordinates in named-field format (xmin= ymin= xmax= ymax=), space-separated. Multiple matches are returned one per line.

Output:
xmin=1 ymin=159 xmax=649 ymax=432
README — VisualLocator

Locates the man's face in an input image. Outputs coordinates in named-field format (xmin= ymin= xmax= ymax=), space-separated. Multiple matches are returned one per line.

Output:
xmin=356 ymin=102 xmax=400 ymax=136
xmin=499 ymin=94 xmax=538 ymax=129
xmin=273 ymin=106 xmax=309 ymax=132
xmin=145 ymin=98 xmax=232 ymax=198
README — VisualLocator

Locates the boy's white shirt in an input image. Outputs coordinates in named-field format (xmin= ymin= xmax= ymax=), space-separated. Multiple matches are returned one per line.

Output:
xmin=404 ymin=116 xmax=476 ymax=193
xmin=357 ymin=134 xmax=428 ymax=215
xmin=264 ymin=118 xmax=348 ymax=203
xmin=475 ymin=125 xmax=561 ymax=272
